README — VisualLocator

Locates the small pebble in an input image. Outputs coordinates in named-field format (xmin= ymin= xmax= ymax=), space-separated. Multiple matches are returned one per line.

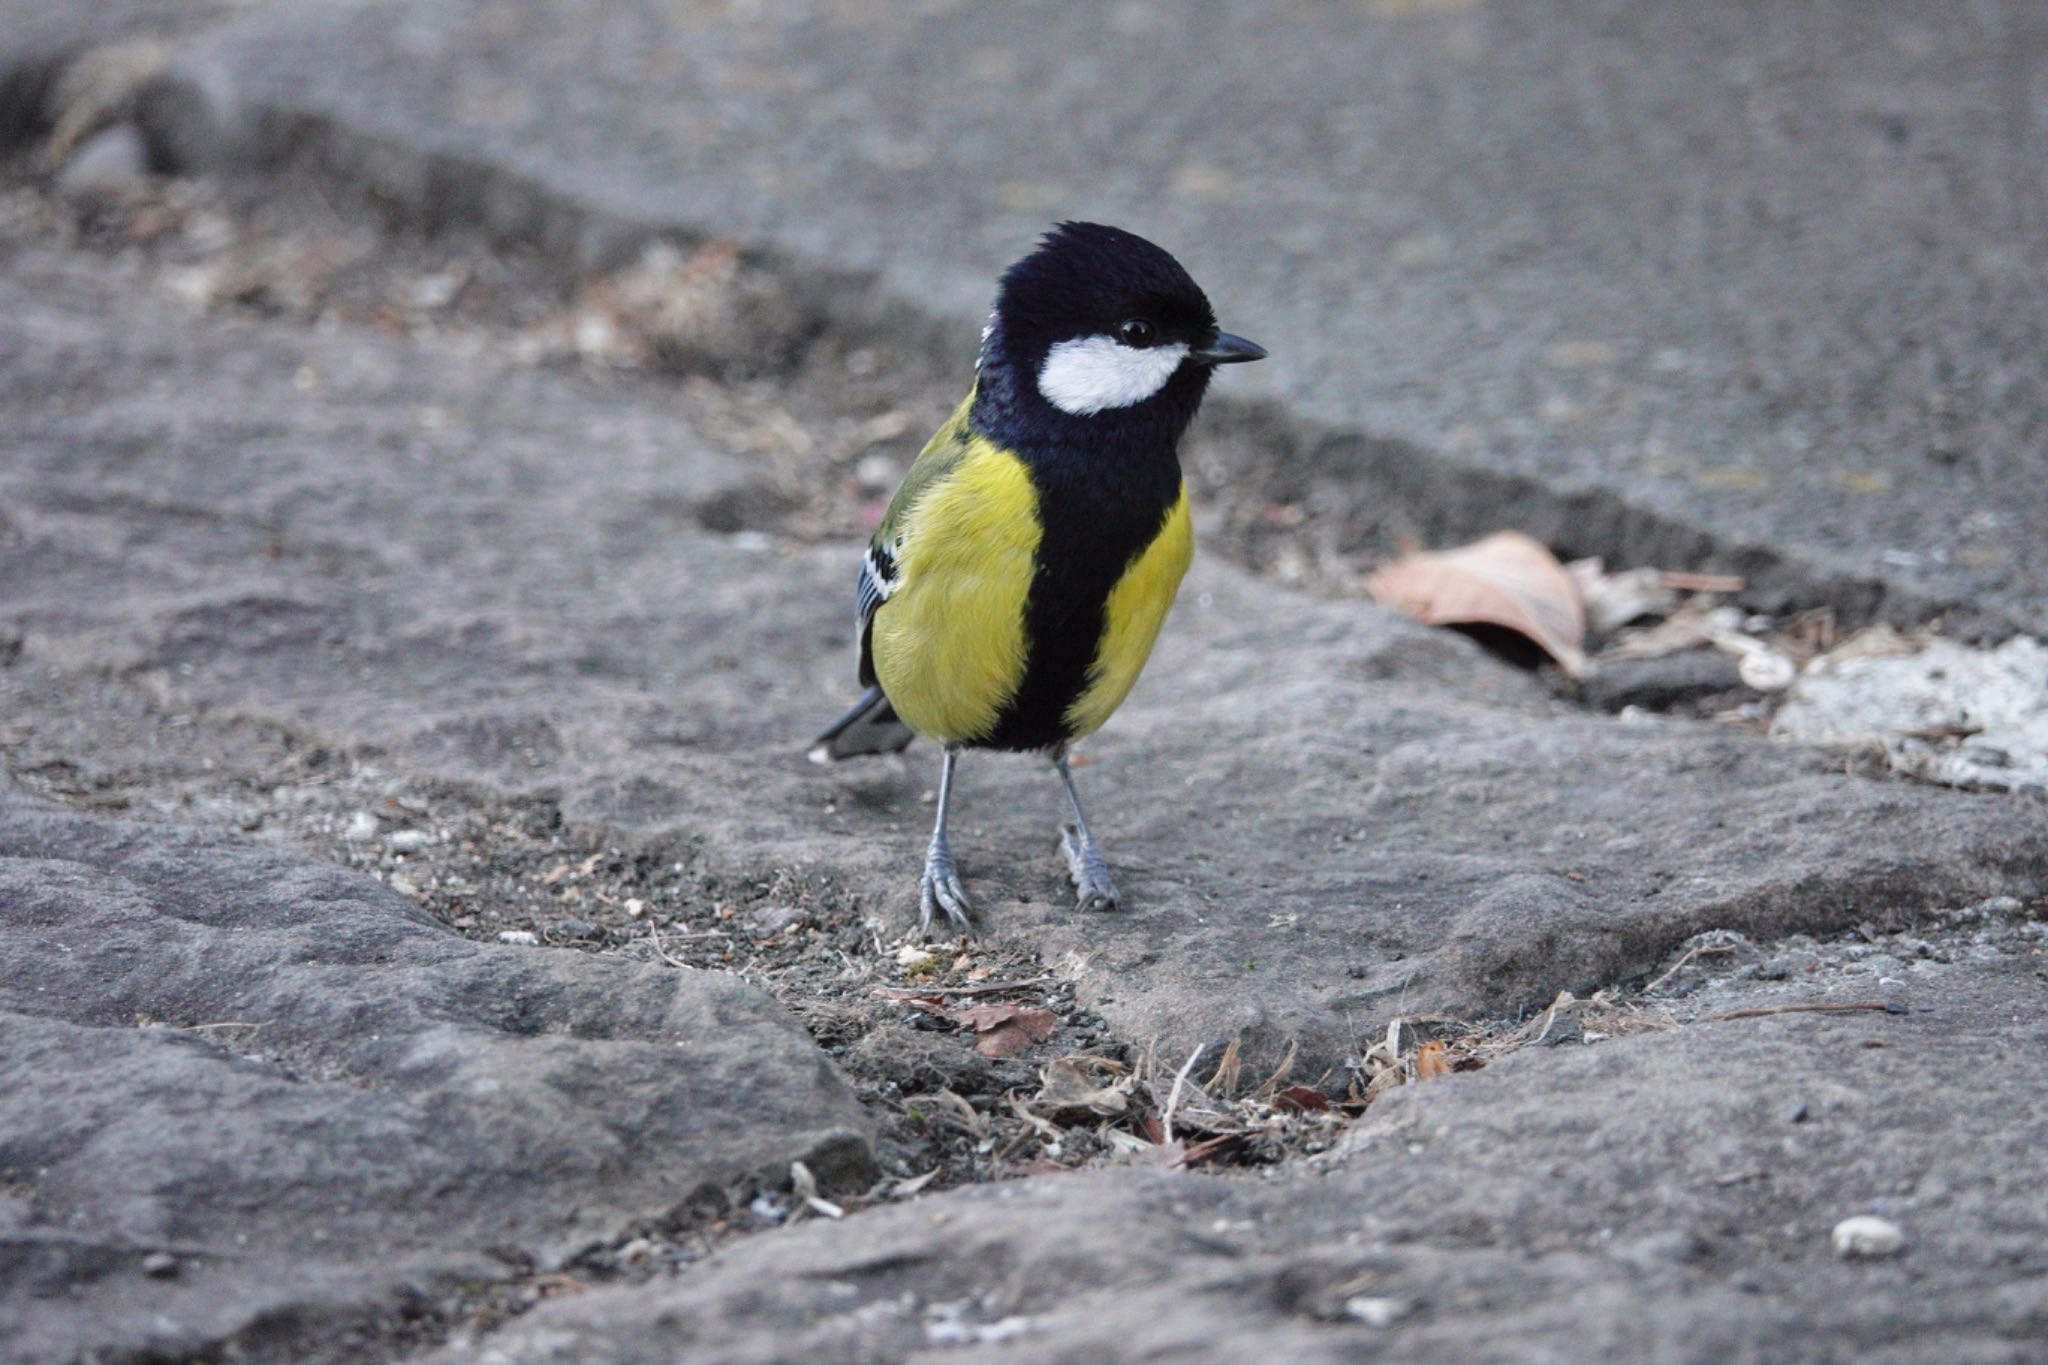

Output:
xmin=854 ymin=453 xmax=901 ymax=489
xmin=1832 ymin=1215 xmax=1904 ymax=1259
xmin=343 ymin=811 xmax=379 ymax=841
xmin=141 ymin=1252 xmax=179 ymax=1278
xmin=385 ymin=829 xmax=432 ymax=854
xmin=749 ymin=904 xmax=809 ymax=936
xmin=1344 ymin=1296 xmax=1411 ymax=1327
xmin=624 ymin=897 xmax=647 ymax=919
xmin=497 ymin=930 xmax=539 ymax=946
xmin=895 ymin=944 xmax=941 ymax=972
xmin=408 ymin=270 xmax=464 ymax=311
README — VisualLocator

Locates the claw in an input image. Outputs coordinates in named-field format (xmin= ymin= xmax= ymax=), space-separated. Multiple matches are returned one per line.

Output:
xmin=1061 ymin=822 xmax=1123 ymax=913
xmin=918 ymin=840 xmax=975 ymax=938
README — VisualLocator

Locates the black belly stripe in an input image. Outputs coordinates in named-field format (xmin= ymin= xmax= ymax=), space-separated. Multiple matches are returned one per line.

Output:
xmin=978 ymin=452 xmax=1183 ymax=752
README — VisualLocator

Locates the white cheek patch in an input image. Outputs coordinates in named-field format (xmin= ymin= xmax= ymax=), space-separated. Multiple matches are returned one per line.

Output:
xmin=1037 ymin=336 xmax=1190 ymax=415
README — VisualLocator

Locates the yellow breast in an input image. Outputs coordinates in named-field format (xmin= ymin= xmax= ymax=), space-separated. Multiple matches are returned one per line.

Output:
xmin=1063 ymin=485 xmax=1195 ymax=739
xmin=869 ymin=438 xmax=1041 ymax=744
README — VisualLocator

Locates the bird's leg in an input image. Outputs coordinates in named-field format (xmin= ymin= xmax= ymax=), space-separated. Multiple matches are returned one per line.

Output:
xmin=919 ymin=746 xmax=974 ymax=936
xmin=1054 ymin=748 xmax=1123 ymax=912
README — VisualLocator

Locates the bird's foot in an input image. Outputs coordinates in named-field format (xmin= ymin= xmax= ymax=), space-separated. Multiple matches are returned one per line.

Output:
xmin=1060 ymin=822 xmax=1123 ymax=913
xmin=919 ymin=838 xmax=975 ymax=938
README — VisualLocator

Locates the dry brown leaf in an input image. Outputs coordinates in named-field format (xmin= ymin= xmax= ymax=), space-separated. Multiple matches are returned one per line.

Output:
xmin=1415 ymin=1040 xmax=1452 ymax=1080
xmin=1181 ymin=1133 xmax=1249 ymax=1167
xmin=926 ymin=1000 xmax=1057 ymax=1058
xmin=1273 ymin=1085 xmax=1332 ymax=1115
xmin=1366 ymin=531 xmax=1588 ymax=677
xmin=898 ymin=994 xmax=1054 ymax=1057
xmin=1364 ymin=1065 xmax=1407 ymax=1103
xmin=1035 ymin=1057 xmax=1134 ymax=1120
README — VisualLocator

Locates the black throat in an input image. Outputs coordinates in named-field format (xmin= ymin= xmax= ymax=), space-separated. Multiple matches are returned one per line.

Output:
xmin=967 ymin=343 xmax=1202 ymax=752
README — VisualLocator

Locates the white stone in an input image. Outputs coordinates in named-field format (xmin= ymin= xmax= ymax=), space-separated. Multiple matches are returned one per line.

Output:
xmin=1832 ymin=1215 xmax=1904 ymax=1259
xmin=1345 ymin=1296 xmax=1412 ymax=1327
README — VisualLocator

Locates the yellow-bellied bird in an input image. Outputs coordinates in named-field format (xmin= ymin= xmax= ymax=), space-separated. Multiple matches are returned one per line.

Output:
xmin=811 ymin=222 xmax=1265 ymax=934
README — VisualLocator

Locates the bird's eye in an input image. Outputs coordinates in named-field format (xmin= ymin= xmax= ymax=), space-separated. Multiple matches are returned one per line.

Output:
xmin=1115 ymin=318 xmax=1158 ymax=348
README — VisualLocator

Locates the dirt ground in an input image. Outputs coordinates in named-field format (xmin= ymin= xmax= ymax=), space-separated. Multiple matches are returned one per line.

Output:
xmin=6 ymin=160 xmax=2044 ymax=1355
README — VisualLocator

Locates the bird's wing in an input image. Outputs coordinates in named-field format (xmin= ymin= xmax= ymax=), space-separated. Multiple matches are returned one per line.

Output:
xmin=856 ymin=393 xmax=975 ymax=686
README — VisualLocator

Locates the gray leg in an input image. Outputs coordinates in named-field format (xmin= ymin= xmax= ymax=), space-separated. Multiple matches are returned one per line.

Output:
xmin=1055 ymin=749 xmax=1123 ymax=913
xmin=919 ymin=746 xmax=973 ymax=936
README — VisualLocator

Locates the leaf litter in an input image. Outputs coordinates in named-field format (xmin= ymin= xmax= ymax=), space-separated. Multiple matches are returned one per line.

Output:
xmin=1365 ymin=531 xmax=1590 ymax=677
xmin=1360 ymin=530 xmax=2026 ymax=767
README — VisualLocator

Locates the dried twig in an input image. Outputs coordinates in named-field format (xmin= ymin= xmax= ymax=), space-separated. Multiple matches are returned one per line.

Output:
xmin=1253 ymin=1038 xmax=1299 ymax=1103
xmin=873 ymin=976 xmax=1053 ymax=999
xmin=1642 ymin=940 xmax=1738 ymax=996
xmin=646 ymin=930 xmax=691 ymax=968
xmin=521 ymin=1273 xmax=591 ymax=1297
xmin=1658 ymin=570 xmax=1746 ymax=593
xmin=1205 ymin=1036 xmax=1242 ymax=1098
xmin=1708 ymin=1002 xmax=1908 ymax=1022
xmin=1162 ymin=1043 xmax=1206 ymax=1146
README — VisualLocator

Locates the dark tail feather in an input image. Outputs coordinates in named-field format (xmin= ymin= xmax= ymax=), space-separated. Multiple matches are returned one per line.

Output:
xmin=809 ymin=686 xmax=916 ymax=762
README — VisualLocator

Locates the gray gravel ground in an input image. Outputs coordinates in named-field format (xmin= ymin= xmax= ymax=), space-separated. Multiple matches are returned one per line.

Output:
xmin=2 ymin=5 xmax=2045 ymax=1360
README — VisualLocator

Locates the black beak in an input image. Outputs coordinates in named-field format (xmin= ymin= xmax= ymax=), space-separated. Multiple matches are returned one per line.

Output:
xmin=1190 ymin=331 xmax=1267 ymax=366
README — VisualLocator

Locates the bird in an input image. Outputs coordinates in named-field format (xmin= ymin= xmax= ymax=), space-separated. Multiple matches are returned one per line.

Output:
xmin=810 ymin=221 xmax=1265 ymax=935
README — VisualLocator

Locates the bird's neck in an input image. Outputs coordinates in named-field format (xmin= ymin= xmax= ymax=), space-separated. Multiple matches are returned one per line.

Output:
xmin=969 ymin=345 xmax=1207 ymax=476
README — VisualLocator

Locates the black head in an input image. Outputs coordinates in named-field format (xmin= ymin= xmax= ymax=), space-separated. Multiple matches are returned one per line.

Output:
xmin=973 ymin=222 xmax=1263 ymax=453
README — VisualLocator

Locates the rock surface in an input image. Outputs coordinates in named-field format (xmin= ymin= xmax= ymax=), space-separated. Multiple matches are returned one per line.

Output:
xmin=0 ymin=776 xmax=872 ymax=1365
xmin=1774 ymin=635 xmax=2048 ymax=794
xmin=3 ymin=246 xmax=2043 ymax=1080
xmin=145 ymin=0 xmax=2048 ymax=633
xmin=0 ymin=0 xmax=243 ymax=156
xmin=432 ymin=953 xmax=2048 ymax=1364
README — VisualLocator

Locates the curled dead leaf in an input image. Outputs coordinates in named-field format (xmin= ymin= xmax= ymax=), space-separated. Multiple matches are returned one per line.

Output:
xmin=1273 ymin=1085 xmax=1332 ymax=1115
xmin=1415 ymin=1040 xmax=1452 ymax=1080
xmin=897 ymin=995 xmax=1055 ymax=1057
xmin=1366 ymin=531 xmax=1588 ymax=677
xmin=1035 ymin=1057 xmax=1135 ymax=1120
xmin=1363 ymin=1065 xmax=1407 ymax=1103
xmin=928 ymin=1000 xmax=1057 ymax=1058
